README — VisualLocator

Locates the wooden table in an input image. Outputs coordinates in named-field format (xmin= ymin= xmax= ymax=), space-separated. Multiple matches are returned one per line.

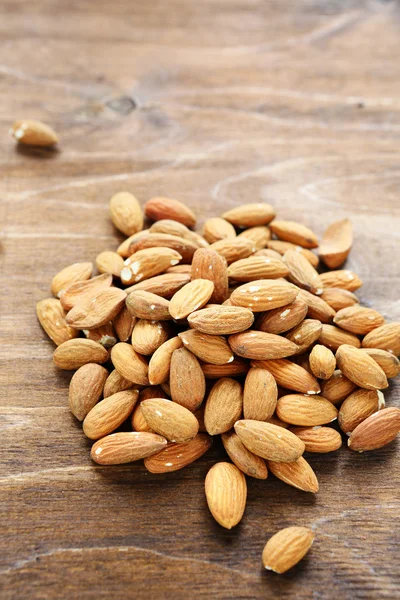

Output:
xmin=1 ymin=1 xmax=399 ymax=598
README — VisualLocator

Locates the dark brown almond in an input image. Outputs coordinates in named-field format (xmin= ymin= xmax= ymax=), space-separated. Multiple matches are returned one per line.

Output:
xmin=201 ymin=359 xmax=250 ymax=379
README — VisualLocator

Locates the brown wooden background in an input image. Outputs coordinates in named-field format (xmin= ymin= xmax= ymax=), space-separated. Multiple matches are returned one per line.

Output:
xmin=1 ymin=1 xmax=400 ymax=598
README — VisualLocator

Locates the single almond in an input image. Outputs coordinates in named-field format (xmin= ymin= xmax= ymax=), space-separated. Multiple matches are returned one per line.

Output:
xmin=10 ymin=119 xmax=58 ymax=146
xmin=131 ymin=386 xmax=168 ymax=432
xmin=169 ymin=347 xmax=206 ymax=411
xmin=348 ymin=407 xmax=400 ymax=451
xmin=237 ymin=226 xmax=271 ymax=250
xmin=204 ymin=378 xmax=243 ymax=435
xmin=339 ymin=389 xmax=385 ymax=434
xmin=149 ymin=219 xmax=206 ymax=246
xmin=210 ymin=238 xmax=255 ymax=264
xmin=126 ymin=290 xmax=171 ymax=321
xmin=267 ymin=457 xmax=319 ymax=493
xmin=286 ymin=319 xmax=323 ymax=354
xmin=109 ymin=191 xmax=143 ymax=236
xmin=227 ymin=255 xmax=288 ymax=283
xmin=191 ymin=248 xmax=229 ymax=304
xmin=291 ymin=426 xmax=342 ymax=453
xmin=83 ymin=390 xmax=139 ymax=440
xmin=320 ymin=287 xmax=359 ymax=311
xmin=309 ymin=345 xmax=336 ymax=380
xmin=53 ymin=339 xmax=108 ymax=370
xmin=336 ymin=344 xmax=388 ymax=390
xmin=110 ymin=342 xmax=149 ymax=385
xmin=283 ymin=250 xmax=323 ymax=295
xmin=234 ymin=420 xmax=305 ymax=462
xmin=148 ymin=336 xmax=183 ymax=385
xmin=66 ymin=288 xmax=127 ymax=330
xmin=298 ymin=289 xmax=336 ymax=324
xmin=262 ymin=526 xmax=314 ymax=573
xmin=361 ymin=322 xmax=400 ymax=356
xmin=179 ymin=329 xmax=234 ymax=365
xmin=222 ymin=203 xmax=275 ymax=227
xmin=229 ymin=330 xmax=298 ymax=360
xmin=91 ymin=431 xmax=166 ymax=465
xmin=95 ymin=251 xmax=124 ymax=278
xmin=36 ymin=298 xmax=78 ymax=346
xmin=82 ymin=322 xmax=117 ymax=348
xmin=68 ymin=363 xmax=108 ymax=421
xmin=124 ymin=272 xmax=191 ymax=298
xmin=205 ymin=462 xmax=247 ymax=529
xmin=188 ymin=305 xmax=254 ymax=335
xmin=243 ymin=368 xmax=277 ymax=421
xmin=131 ymin=319 xmax=169 ymax=355
xmin=319 ymin=218 xmax=353 ymax=268
xmin=121 ymin=247 xmax=182 ymax=285
xmin=360 ymin=348 xmax=400 ymax=378
xmin=251 ymin=359 xmax=320 ymax=395
xmin=276 ymin=394 xmax=338 ymax=426
xmin=113 ymin=306 xmax=136 ymax=341
xmin=256 ymin=297 xmax=308 ymax=334
xmin=203 ymin=217 xmax=236 ymax=244
xmin=231 ymin=279 xmax=298 ymax=312
xmin=128 ymin=233 xmax=199 ymax=263
xmin=267 ymin=240 xmax=319 ymax=268
xmin=169 ymin=279 xmax=214 ymax=320
xmin=201 ymin=359 xmax=250 ymax=379
xmin=269 ymin=220 xmax=318 ymax=249
xmin=318 ymin=324 xmax=360 ymax=351
xmin=103 ymin=369 xmax=133 ymax=398
xmin=51 ymin=262 xmax=93 ymax=298
xmin=144 ymin=196 xmax=196 ymax=228
xmin=333 ymin=306 xmax=384 ymax=335
xmin=320 ymin=370 xmax=357 ymax=405
xmin=59 ymin=274 xmax=113 ymax=310
xmin=144 ymin=433 xmax=212 ymax=473
xmin=320 ymin=269 xmax=362 ymax=292
xmin=140 ymin=398 xmax=199 ymax=442
xmin=222 ymin=430 xmax=268 ymax=479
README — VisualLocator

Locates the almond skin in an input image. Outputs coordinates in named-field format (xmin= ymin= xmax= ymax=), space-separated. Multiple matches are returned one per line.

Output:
xmin=256 ymin=298 xmax=308 ymax=334
xmin=148 ymin=336 xmax=183 ymax=385
xmin=298 ymin=289 xmax=336 ymax=324
xmin=318 ymin=324 xmax=360 ymax=351
xmin=66 ymin=288 xmax=127 ymax=330
xmin=103 ymin=369 xmax=133 ymax=398
xmin=243 ymin=368 xmax=277 ymax=421
xmin=60 ymin=274 xmax=113 ymax=310
xmin=83 ymin=390 xmax=139 ymax=440
xmin=229 ymin=331 xmax=298 ymax=360
xmin=361 ymin=322 xmax=400 ymax=356
xmin=320 ymin=287 xmax=359 ymax=311
xmin=309 ymin=345 xmax=336 ymax=380
xmin=319 ymin=218 xmax=353 ymax=268
xmin=237 ymin=226 xmax=271 ymax=250
xmin=285 ymin=319 xmax=322 ymax=354
xmin=320 ymin=370 xmax=357 ymax=405
xmin=91 ymin=431 xmax=167 ymax=465
xmin=283 ymin=250 xmax=323 ymax=295
xmin=222 ymin=430 xmax=268 ymax=479
xmin=360 ymin=348 xmax=400 ymax=378
xmin=267 ymin=240 xmax=319 ymax=268
xmin=333 ymin=306 xmax=385 ymax=335
xmin=121 ymin=247 xmax=182 ymax=285
xmin=110 ymin=342 xmax=149 ymax=385
xmin=201 ymin=359 xmax=250 ymax=379
xmin=205 ymin=462 xmax=247 ymax=529
xmin=251 ymin=359 xmax=320 ymax=395
xmin=320 ymin=270 xmax=362 ymax=292
xmin=131 ymin=320 xmax=169 ymax=356
xmin=291 ymin=426 xmax=342 ymax=453
xmin=140 ymin=398 xmax=199 ymax=442
xmin=36 ymin=298 xmax=78 ymax=346
xmin=210 ymin=238 xmax=255 ymax=264
xmin=231 ymin=279 xmax=298 ymax=312
xmin=169 ymin=279 xmax=214 ymax=320
xmin=179 ymin=329 xmax=234 ymax=365
xmin=276 ymin=394 xmax=338 ymax=426
xmin=269 ymin=220 xmax=318 ymax=249
xmin=203 ymin=217 xmax=236 ymax=244
xmin=267 ymin=457 xmax=319 ymax=493
xmin=262 ymin=526 xmax=314 ymax=573
xmin=51 ymin=262 xmax=93 ymax=298
xmin=53 ymin=339 xmax=108 ymax=370
xmin=222 ymin=203 xmax=275 ymax=227
xmin=11 ymin=119 xmax=58 ymax=146
xmin=336 ymin=344 xmax=388 ymax=390
xmin=339 ymin=389 xmax=385 ymax=434
xmin=191 ymin=248 xmax=229 ymax=304
xmin=144 ymin=196 xmax=196 ymax=228
xmin=227 ymin=255 xmax=289 ymax=282
xmin=113 ymin=306 xmax=136 ymax=342
xmin=204 ymin=378 xmax=243 ymax=435
xmin=124 ymin=272 xmax=191 ymax=298
xmin=188 ymin=305 xmax=254 ymax=335
xmin=234 ymin=420 xmax=305 ymax=462
xmin=68 ymin=364 xmax=108 ymax=421
xmin=128 ymin=233 xmax=199 ymax=263
xmin=126 ymin=290 xmax=172 ymax=321
xmin=170 ymin=347 xmax=206 ymax=411
xmin=144 ymin=433 xmax=212 ymax=473
xmin=348 ymin=407 xmax=400 ymax=451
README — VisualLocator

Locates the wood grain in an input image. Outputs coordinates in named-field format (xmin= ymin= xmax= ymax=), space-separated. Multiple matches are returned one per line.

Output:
xmin=1 ymin=0 xmax=400 ymax=598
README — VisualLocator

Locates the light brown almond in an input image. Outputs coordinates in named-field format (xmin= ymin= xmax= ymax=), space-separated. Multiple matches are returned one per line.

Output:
xmin=360 ymin=348 xmax=400 ymax=378
xmin=227 ymin=255 xmax=289 ymax=282
xmin=362 ymin=322 xmax=400 ymax=356
xmin=348 ymin=407 xmax=400 ymax=451
xmin=121 ymin=247 xmax=182 ymax=285
xmin=10 ymin=119 xmax=58 ymax=146
xmin=203 ymin=217 xmax=236 ymax=244
xmin=336 ymin=344 xmax=388 ymax=390
xmin=59 ymin=274 xmax=113 ymax=310
xmin=91 ymin=431 xmax=167 ymax=465
xmin=188 ymin=305 xmax=254 ymax=335
xmin=110 ymin=342 xmax=149 ymax=385
xmin=169 ymin=279 xmax=214 ymax=320
xmin=262 ymin=526 xmax=314 ymax=573
xmin=128 ymin=233 xmax=199 ymax=263
xmin=53 ymin=339 xmax=108 ymax=370
xmin=51 ymin=262 xmax=93 ymax=298
xmin=229 ymin=331 xmax=298 ymax=360
xmin=256 ymin=298 xmax=308 ymax=334
xmin=179 ymin=329 xmax=233 ymax=365
xmin=318 ymin=323 xmax=360 ymax=351
xmin=82 ymin=322 xmax=117 ymax=348
xmin=269 ymin=220 xmax=318 ymax=249
xmin=131 ymin=403 xmax=154 ymax=432
xmin=117 ymin=231 xmax=149 ymax=258
xmin=113 ymin=306 xmax=136 ymax=341
xmin=237 ymin=226 xmax=271 ymax=250
xmin=201 ymin=359 xmax=250 ymax=379
xmin=222 ymin=203 xmax=275 ymax=227
xmin=320 ymin=269 xmax=362 ymax=292
xmin=149 ymin=219 xmax=206 ymax=247
xmin=169 ymin=347 xmax=206 ymax=411
xmin=298 ymin=289 xmax=336 ymax=324
xmin=144 ymin=433 xmax=212 ymax=473
xmin=109 ymin=192 xmax=143 ymax=236
xmin=36 ymin=298 xmax=78 ymax=346
xmin=251 ymin=359 xmax=320 ymax=395
xmin=320 ymin=287 xmax=359 ymax=311
xmin=205 ymin=462 xmax=247 ymax=529
xmin=338 ymin=389 xmax=385 ymax=434
xmin=283 ymin=250 xmax=323 ymax=296
xmin=204 ymin=378 xmax=243 ymax=435
xmin=334 ymin=306 xmax=384 ymax=335
xmin=95 ymin=251 xmax=124 ymax=278
xmin=291 ymin=426 xmax=342 ymax=453
xmin=243 ymin=368 xmax=277 ymax=421
xmin=309 ymin=345 xmax=336 ymax=380
xmin=210 ymin=238 xmax=255 ymax=264
xmin=103 ymin=369 xmax=133 ymax=398
xmin=319 ymin=218 xmax=353 ymax=268
xmin=131 ymin=319 xmax=169 ymax=355
xmin=222 ymin=430 xmax=268 ymax=479
xmin=267 ymin=457 xmax=319 ymax=493
xmin=144 ymin=196 xmax=196 ymax=228
xmin=254 ymin=248 xmax=283 ymax=260
xmin=124 ymin=272 xmax=191 ymax=298
xmin=140 ymin=398 xmax=199 ymax=442
xmin=191 ymin=248 xmax=229 ymax=304
xmin=66 ymin=288 xmax=127 ymax=330
xmin=234 ymin=420 xmax=305 ymax=462
xmin=83 ymin=390 xmax=139 ymax=440
xmin=231 ymin=279 xmax=298 ymax=312
xmin=286 ymin=319 xmax=322 ymax=354
xmin=148 ymin=336 xmax=183 ymax=385
xmin=126 ymin=290 xmax=171 ymax=321
xmin=267 ymin=240 xmax=319 ymax=268
xmin=68 ymin=363 xmax=108 ymax=421
xmin=276 ymin=394 xmax=338 ymax=426
xmin=320 ymin=370 xmax=357 ymax=405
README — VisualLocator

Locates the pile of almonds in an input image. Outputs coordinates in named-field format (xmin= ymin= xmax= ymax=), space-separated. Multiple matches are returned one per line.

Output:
xmin=37 ymin=193 xmax=400 ymax=573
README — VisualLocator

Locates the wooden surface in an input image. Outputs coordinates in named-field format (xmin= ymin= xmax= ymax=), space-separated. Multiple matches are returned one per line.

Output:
xmin=1 ymin=1 xmax=400 ymax=598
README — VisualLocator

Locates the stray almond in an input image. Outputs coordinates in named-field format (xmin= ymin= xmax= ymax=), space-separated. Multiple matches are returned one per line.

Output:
xmin=262 ymin=526 xmax=314 ymax=573
xmin=205 ymin=462 xmax=247 ymax=529
xmin=11 ymin=119 xmax=58 ymax=146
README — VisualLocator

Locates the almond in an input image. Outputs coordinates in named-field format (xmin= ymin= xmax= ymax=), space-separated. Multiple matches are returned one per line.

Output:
xmin=83 ymin=389 xmax=139 ymax=440
xmin=82 ymin=322 xmax=117 ymax=348
xmin=298 ymin=289 xmax=336 ymax=324
xmin=286 ymin=319 xmax=323 ymax=354
xmin=309 ymin=345 xmax=336 ymax=380
xmin=254 ymin=248 xmax=283 ymax=260
xmin=121 ymin=247 xmax=182 ymax=285
xmin=167 ymin=264 xmax=192 ymax=274
xmin=291 ymin=426 xmax=342 ymax=453
xmin=103 ymin=370 xmax=133 ymax=398
xmin=262 ymin=526 xmax=314 ymax=573
xmin=68 ymin=364 xmax=108 ymax=421
xmin=222 ymin=203 xmax=275 ymax=227
xmin=91 ymin=431 xmax=167 ymax=465
xmin=169 ymin=347 xmax=206 ymax=411
xmin=113 ymin=306 xmax=136 ymax=341
xmin=276 ymin=394 xmax=338 ymax=426
xmin=95 ymin=251 xmax=124 ymax=278
xmin=320 ymin=287 xmax=359 ymax=311
xmin=229 ymin=331 xmax=298 ymax=360
xmin=267 ymin=240 xmax=319 ymax=268
xmin=53 ymin=338 xmax=108 ymax=370
xmin=339 ymin=389 xmax=385 ymax=434
xmin=10 ymin=119 xmax=58 ymax=146
xmin=231 ymin=279 xmax=298 ymax=312
xmin=203 ymin=217 xmax=236 ymax=244
xmin=283 ymin=250 xmax=323 ymax=295
xmin=36 ymin=298 xmax=78 ymax=346
xmin=251 ymin=359 xmax=320 ymax=395
xmin=318 ymin=324 xmax=360 ymax=351
xmin=191 ymin=248 xmax=229 ymax=304
xmin=109 ymin=191 xmax=143 ymax=236
xmin=243 ymin=368 xmax=277 ymax=421
xmin=131 ymin=403 xmax=154 ymax=433
xmin=348 ymin=407 xmax=400 ymax=451
xmin=140 ymin=398 xmax=199 ymax=442
xmin=267 ymin=457 xmax=319 ymax=493
xmin=188 ymin=305 xmax=254 ymax=335
xmin=169 ymin=279 xmax=214 ymax=320
xmin=51 ymin=262 xmax=93 ymax=298
xmin=221 ymin=430 xmax=268 ymax=479
xmin=361 ymin=322 xmax=400 ymax=356
xmin=320 ymin=370 xmax=357 ymax=405
xmin=128 ymin=233 xmax=199 ymax=263
xmin=66 ymin=288 xmax=127 ymax=330
xmin=126 ymin=290 xmax=171 ymax=320
xmin=269 ymin=220 xmax=318 ymax=249
xmin=59 ymin=274 xmax=113 ymax=310
xmin=179 ymin=329 xmax=234 ymax=365
xmin=144 ymin=433 xmax=212 ymax=473
xmin=205 ymin=462 xmax=247 ymax=529
xmin=360 ymin=348 xmax=400 ymax=378
xmin=131 ymin=319 xmax=169 ymax=355
xmin=150 ymin=219 xmax=206 ymax=246
xmin=144 ymin=196 xmax=196 ymax=228
xmin=319 ymin=218 xmax=353 ymax=268
xmin=336 ymin=344 xmax=388 ymax=390
xmin=256 ymin=297 xmax=308 ymax=334
xmin=201 ymin=359 xmax=250 ymax=379
xmin=148 ymin=336 xmax=183 ymax=385
xmin=237 ymin=226 xmax=271 ymax=250
xmin=227 ymin=255 xmax=289 ymax=282
xmin=204 ymin=378 xmax=243 ymax=435
xmin=234 ymin=420 xmax=305 ymax=462
xmin=333 ymin=306 xmax=385 ymax=335
xmin=124 ymin=272 xmax=191 ymax=298
xmin=320 ymin=269 xmax=362 ymax=292
xmin=110 ymin=342 xmax=149 ymax=385
xmin=210 ymin=238 xmax=255 ymax=264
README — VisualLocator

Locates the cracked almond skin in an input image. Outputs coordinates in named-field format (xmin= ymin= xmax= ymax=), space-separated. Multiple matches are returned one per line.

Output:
xmin=53 ymin=338 xmax=108 ymax=370
xmin=131 ymin=319 xmax=169 ymax=356
xmin=320 ymin=269 xmax=362 ymax=292
xmin=298 ymin=289 xmax=336 ymax=324
xmin=234 ymin=420 xmax=305 ymax=462
xmin=128 ymin=233 xmax=199 ymax=263
xmin=103 ymin=369 xmax=133 ymax=398
xmin=205 ymin=462 xmax=247 ymax=529
xmin=230 ymin=279 xmax=298 ymax=312
xmin=251 ymin=359 xmax=320 ymax=395
xmin=237 ymin=226 xmax=271 ymax=250
xmin=222 ymin=431 xmax=268 ymax=480
xmin=91 ymin=431 xmax=167 ymax=465
xmin=262 ymin=527 xmax=315 ymax=573
xmin=291 ymin=426 xmax=342 ymax=453
xmin=318 ymin=324 xmax=360 ymax=351
xmin=141 ymin=398 xmax=199 ymax=442
xmin=336 ymin=344 xmax=388 ymax=390
xmin=243 ymin=368 xmax=277 ymax=421
xmin=191 ymin=248 xmax=229 ymax=304
xmin=276 ymin=395 xmax=338 ymax=427
xmin=36 ymin=298 xmax=78 ymax=346
xmin=338 ymin=389 xmax=385 ymax=434
xmin=144 ymin=433 xmax=212 ymax=473
xmin=66 ymin=288 xmax=127 ymax=330
xmin=222 ymin=202 xmax=275 ymax=228
xmin=126 ymin=290 xmax=172 ymax=321
xmin=285 ymin=319 xmax=322 ymax=354
xmin=11 ymin=119 xmax=58 ymax=146
xmin=148 ymin=336 xmax=183 ymax=385
xmin=124 ymin=272 xmax=191 ymax=298
xmin=179 ymin=329 xmax=234 ymax=365
xmin=170 ymin=347 xmax=206 ymax=411
xmin=309 ymin=344 xmax=336 ymax=380
xmin=144 ymin=196 xmax=197 ymax=228
xmin=203 ymin=217 xmax=236 ymax=244
xmin=319 ymin=218 xmax=353 ymax=269
xmin=333 ymin=306 xmax=385 ymax=335
xmin=109 ymin=191 xmax=143 ymax=236
xmin=51 ymin=262 xmax=93 ymax=298
xmin=83 ymin=390 xmax=139 ymax=440
xmin=227 ymin=255 xmax=289 ymax=282
xmin=204 ymin=378 xmax=243 ymax=435
xmin=269 ymin=220 xmax=318 ymax=249
xmin=60 ymin=274 xmax=113 ymax=310
xmin=348 ymin=407 xmax=400 ymax=451
xmin=283 ymin=250 xmax=323 ymax=295
xmin=320 ymin=287 xmax=359 ymax=312
xmin=228 ymin=331 xmax=298 ymax=360
xmin=121 ymin=247 xmax=182 ymax=285
xmin=360 ymin=348 xmax=400 ymax=378
xmin=267 ymin=240 xmax=319 ymax=268
xmin=188 ymin=305 xmax=254 ymax=335
xmin=256 ymin=297 xmax=308 ymax=334
xmin=69 ymin=363 xmax=108 ymax=421
xmin=110 ymin=342 xmax=149 ymax=385
xmin=320 ymin=370 xmax=357 ymax=405
xmin=361 ymin=322 xmax=400 ymax=356
xmin=169 ymin=279 xmax=214 ymax=320
xmin=267 ymin=457 xmax=319 ymax=493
